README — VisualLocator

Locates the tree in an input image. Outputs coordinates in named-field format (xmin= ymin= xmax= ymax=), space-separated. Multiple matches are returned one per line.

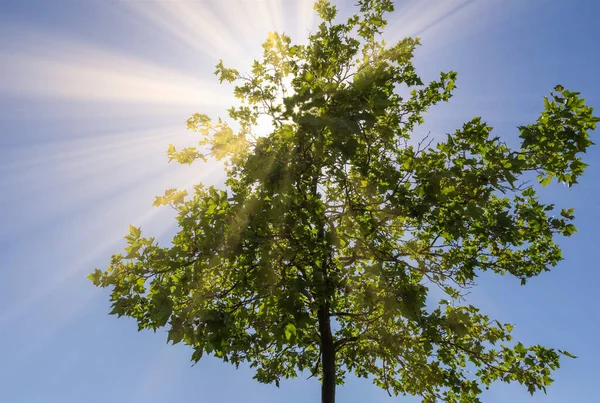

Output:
xmin=89 ymin=1 xmax=598 ymax=402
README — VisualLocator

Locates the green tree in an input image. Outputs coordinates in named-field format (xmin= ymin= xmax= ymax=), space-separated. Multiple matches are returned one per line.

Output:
xmin=89 ymin=1 xmax=598 ymax=402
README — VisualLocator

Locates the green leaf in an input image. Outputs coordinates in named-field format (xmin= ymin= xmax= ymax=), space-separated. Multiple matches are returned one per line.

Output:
xmin=87 ymin=268 xmax=103 ymax=286
xmin=167 ymin=324 xmax=184 ymax=345
xmin=129 ymin=225 xmax=141 ymax=238
xmin=558 ymin=350 xmax=577 ymax=359
xmin=284 ymin=323 xmax=296 ymax=340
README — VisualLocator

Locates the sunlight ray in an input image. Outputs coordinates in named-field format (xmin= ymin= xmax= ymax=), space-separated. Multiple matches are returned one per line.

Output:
xmin=295 ymin=0 xmax=319 ymax=43
xmin=269 ymin=0 xmax=286 ymax=34
xmin=0 ymin=127 xmax=184 ymax=215
xmin=0 ymin=126 xmax=182 ymax=175
xmin=120 ymin=0 xmax=290 ymax=76
xmin=120 ymin=0 xmax=252 ymax=65
xmin=0 ymin=161 xmax=226 ymax=327
xmin=411 ymin=0 xmax=477 ymax=38
xmin=0 ymin=27 xmax=228 ymax=106
xmin=213 ymin=1 xmax=261 ymax=45
xmin=384 ymin=0 xmax=489 ymax=52
xmin=0 ymin=123 xmax=228 ymax=254
xmin=240 ymin=0 xmax=285 ymax=35
xmin=387 ymin=0 xmax=471 ymax=38
xmin=206 ymin=0 xmax=286 ymax=72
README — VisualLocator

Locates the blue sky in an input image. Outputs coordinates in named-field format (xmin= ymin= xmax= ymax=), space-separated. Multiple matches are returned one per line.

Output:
xmin=1 ymin=0 xmax=599 ymax=402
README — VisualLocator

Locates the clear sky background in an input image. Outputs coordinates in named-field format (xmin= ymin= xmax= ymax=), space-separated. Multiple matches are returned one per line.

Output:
xmin=1 ymin=0 xmax=599 ymax=402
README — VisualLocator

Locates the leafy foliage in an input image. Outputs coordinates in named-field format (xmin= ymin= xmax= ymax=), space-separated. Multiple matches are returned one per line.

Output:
xmin=90 ymin=1 xmax=598 ymax=401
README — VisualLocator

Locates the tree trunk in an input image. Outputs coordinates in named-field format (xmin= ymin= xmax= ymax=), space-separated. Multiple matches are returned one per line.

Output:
xmin=318 ymin=304 xmax=336 ymax=403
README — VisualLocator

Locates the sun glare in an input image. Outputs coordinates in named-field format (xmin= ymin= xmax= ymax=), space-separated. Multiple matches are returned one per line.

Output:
xmin=0 ymin=0 xmax=496 ymax=354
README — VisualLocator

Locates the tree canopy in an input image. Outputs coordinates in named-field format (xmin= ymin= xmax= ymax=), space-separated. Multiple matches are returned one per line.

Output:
xmin=89 ymin=1 xmax=598 ymax=402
